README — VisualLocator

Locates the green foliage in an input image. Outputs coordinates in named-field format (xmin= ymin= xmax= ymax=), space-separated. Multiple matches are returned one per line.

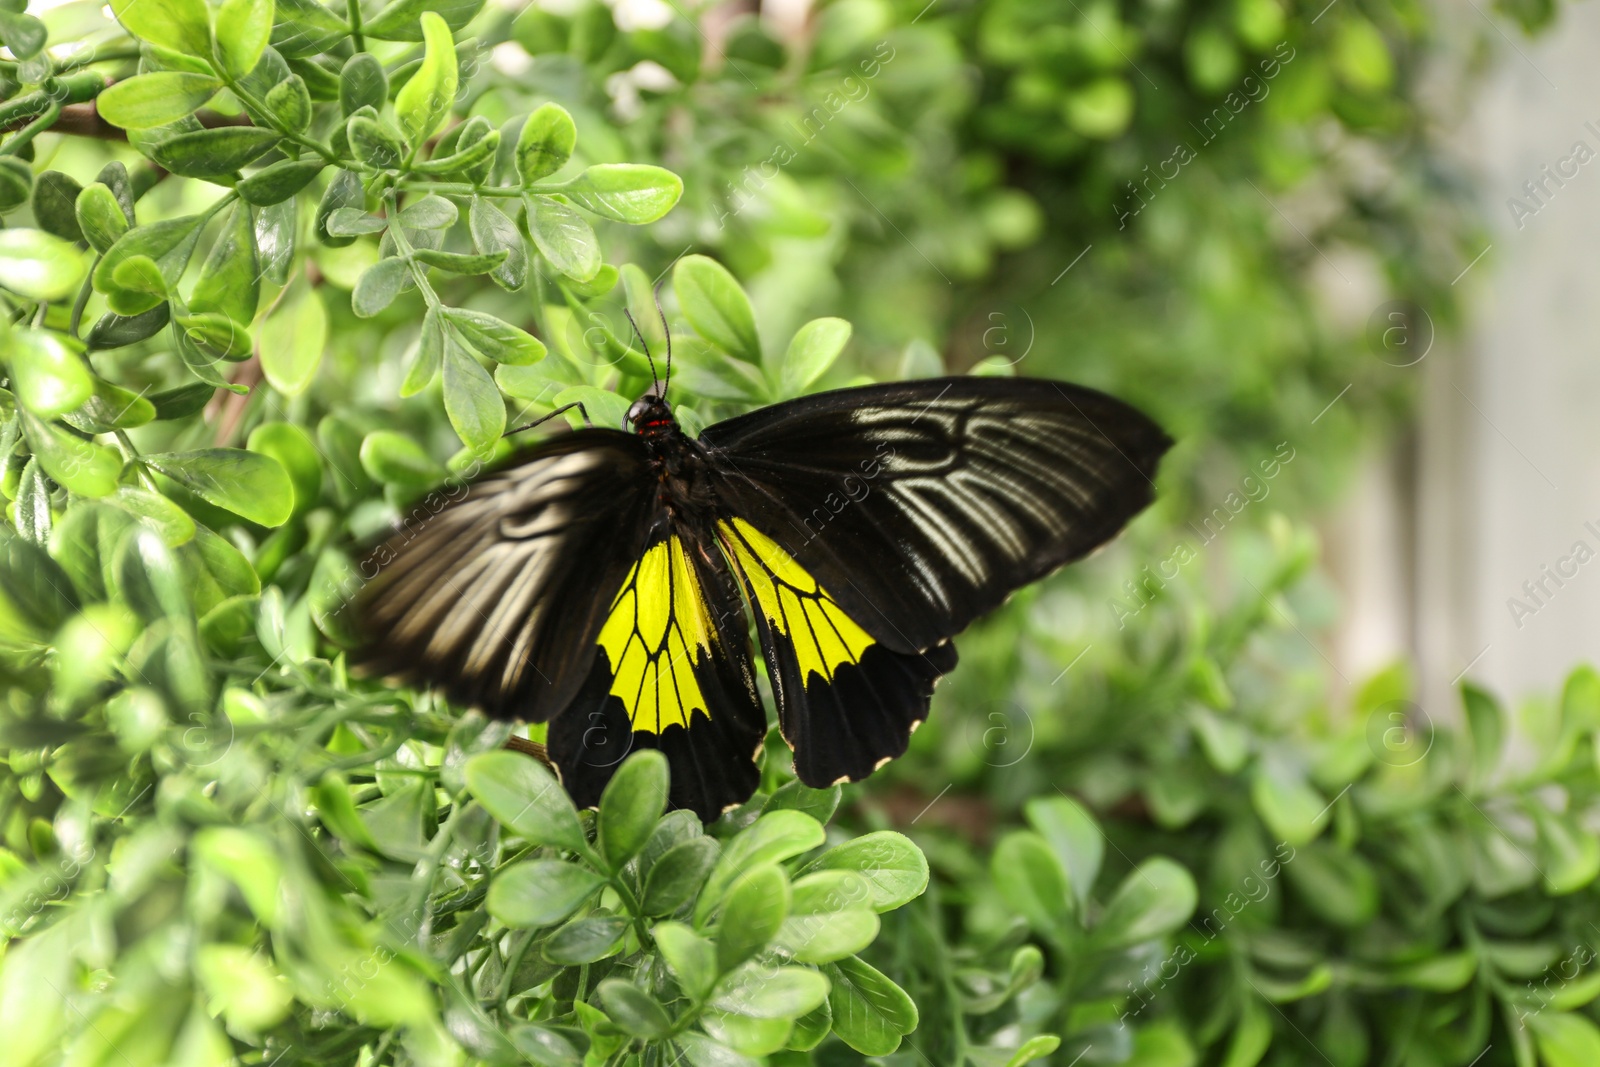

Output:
xmin=0 ymin=1 xmax=1592 ymax=1066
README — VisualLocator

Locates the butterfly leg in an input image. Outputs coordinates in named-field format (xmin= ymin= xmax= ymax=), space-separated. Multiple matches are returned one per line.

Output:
xmin=505 ymin=401 xmax=592 ymax=438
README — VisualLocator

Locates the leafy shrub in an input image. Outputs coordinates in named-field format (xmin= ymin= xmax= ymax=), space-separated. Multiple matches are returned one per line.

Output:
xmin=2 ymin=1 xmax=1596 ymax=1066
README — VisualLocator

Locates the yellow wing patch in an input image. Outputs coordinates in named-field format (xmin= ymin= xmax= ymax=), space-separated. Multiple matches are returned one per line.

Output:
xmin=719 ymin=518 xmax=874 ymax=685
xmin=597 ymin=537 xmax=714 ymax=734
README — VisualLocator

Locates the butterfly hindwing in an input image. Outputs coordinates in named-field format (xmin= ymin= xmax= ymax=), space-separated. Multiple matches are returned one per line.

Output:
xmin=718 ymin=518 xmax=955 ymax=787
xmin=702 ymin=377 xmax=1172 ymax=653
xmin=355 ymin=431 xmax=658 ymax=724
xmin=548 ymin=527 xmax=767 ymax=820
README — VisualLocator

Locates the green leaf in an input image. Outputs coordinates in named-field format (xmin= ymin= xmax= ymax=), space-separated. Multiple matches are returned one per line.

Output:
xmin=14 ymin=459 xmax=50 ymax=545
xmin=1463 ymin=682 xmax=1503 ymax=787
xmin=238 ymin=159 xmax=325 ymax=206
xmin=197 ymin=944 xmax=293 ymax=1032
xmin=257 ymin=273 xmax=326 ymax=395
xmin=443 ymin=308 xmax=546 ymax=365
xmin=516 ymin=103 xmax=577 ymax=183
xmin=62 ymin=376 xmax=158 ymax=434
xmin=780 ymin=317 xmax=850 ymax=394
xmin=175 ymin=312 xmax=253 ymax=361
xmin=1249 ymin=755 xmax=1328 ymax=846
xmin=596 ymin=980 xmax=672 ymax=1040
xmin=0 ymin=8 xmax=47 ymax=59
xmin=213 ymin=0 xmax=274 ymax=78
xmin=1091 ymin=856 xmax=1197 ymax=948
xmin=824 ymin=956 xmax=918 ymax=1056
xmin=190 ymin=204 xmax=260 ymax=327
xmin=32 ymin=172 xmax=85 ymax=243
xmin=990 ymin=831 xmax=1072 ymax=933
xmin=468 ymin=198 xmax=527 ymax=290
xmin=1534 ymin=806 xmax=1600 ymax=895
xmin=151 ymin=127 xmax=283 ymax=179
xmin=712 ymin=965 xmax=830 ymax=1019
xmin=412 ymin=248 xmax=509 ymax=275
xmin=413 ymin=126 xmax=501 ymax=179
xmin=528 ymin=196 xmax=601 ymax=281
xmin=315 ymin=169 xmax=366 ymax=247
xmin=141 ymin=449 xmax=293 ymax=527
xmin=717 ymin=865 xmax=790 ymax=973
xmin=653 ymin=921 xmax=718 ymax=999
xmin=1528 ymin=1013 xmax=1600 ymax=1067
xmin=804 ymin=831 xmax=927 ymax=913
xmin=363 ymin=0 xmax=484 ymax=40
xmin=352 ymin=257 xmax=408 ymax=318
xmin=465 ymin=749 xmax=587 ymax=851
xmin=774 ymin=871 xmax=880 ymax=964
xmin=264 ymin=74 xmax=312 ymax=133
xmin=552 ymin=386 xmax=629 ymax=430
xmin=507 ymin=1024 xmax=583 ymax=1067
xmin=8 ymin=331 xmax=92 ymax=418
xmin=0 ymin=229 xmax=87 ymax=302
xmin=325 ymin=207 xmax=387 ymax=236
xmin=1005 ymin=1034 xmax=1062 ymax=1066
xmin=674 ymin=254 xmax=760 ymax=362
xmin=1023 ymin=795 xmax=1103 ymax=912
xmin=76 ymin=182 xmax=132 ymax=253
xmin=642 ymin=836 xmax=720 ymax=916
xmin=109 ymin=0 xmax=211 ymax=57
xmin=19 ymin=410 xmax=123 ymax=497
xmin=543 ymin=913 xmax=628 ymax=965
xmin=347 ymin=113 xmax=405 ymax=169
xmin=193 ymin=827 xmax=283 ymax=925
xmin=269 ymin=0 xmax=346 ymax=56
xmin=149 ymin=382 xmax=215 ymax=421
xmin=560 ymin=164 xmax=683 ymax=224
xmin=397 ymin=194 xmax=457 ymax=230
xmin=247 ymin=422 xmax=321 ymax=515
xmin=441 ymin=338 xmax=505 ymax=454
xmin=489 ymin=859 xmax=603 ymax=927
xmin=96 ymin=72 xmax=222 ymax=130
xmin=0 ymin=158 xmax=32 ymax=214
xmin=339 ymin=52 xmax=388 ymax=114
xmin=698 ymin=810 xmax=825 ymax=922
xmin=598 ymin=749 xmax=669 ymax=870
xmin=1282 ymin=842 xmax=1379 ymax=926
xmin=402 ymin=308 xmax=444 ymax=396
xmin=94 ymin=215 xmax=206 ymax=304
xmin=395 ymin=12 xmax=459 ymax=148
xmin=358 ymin=429 xmax=444 ymax=489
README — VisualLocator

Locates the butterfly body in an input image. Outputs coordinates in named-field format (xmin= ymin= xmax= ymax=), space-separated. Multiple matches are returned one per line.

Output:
xmin=357 ymin=376 xmax=1170 ymax=819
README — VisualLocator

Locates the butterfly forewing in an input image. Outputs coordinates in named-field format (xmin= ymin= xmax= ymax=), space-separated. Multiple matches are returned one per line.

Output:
xmin=355 ymin=432 xmax=657 ymax=724
xmin=702 ymin=377 xmax=1171 ymax=654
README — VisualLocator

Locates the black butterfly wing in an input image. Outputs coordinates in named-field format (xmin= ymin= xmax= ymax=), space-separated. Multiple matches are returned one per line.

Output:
xmin=699 ymin=376 xmax=1170 ymax=785
xmin=355 ymin=430 xmax=659 ymax=725
xmin=548 ymin=525 xmax=767 ymax=820
xmin=701 ymin=376 xmax=1171 ymax=652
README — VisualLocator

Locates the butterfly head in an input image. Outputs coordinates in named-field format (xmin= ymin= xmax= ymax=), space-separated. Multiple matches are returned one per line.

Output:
xmin=626 ymin=386 xmax=676 ymax=434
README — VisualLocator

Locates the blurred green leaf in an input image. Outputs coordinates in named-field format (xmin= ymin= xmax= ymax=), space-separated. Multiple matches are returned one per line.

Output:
xmin=488 ymin=859 xmax=603 ymax=928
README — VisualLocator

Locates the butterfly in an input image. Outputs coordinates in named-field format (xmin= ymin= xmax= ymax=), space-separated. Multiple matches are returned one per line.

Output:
xmin=355 ymin=349 xmax=1170 ymax=820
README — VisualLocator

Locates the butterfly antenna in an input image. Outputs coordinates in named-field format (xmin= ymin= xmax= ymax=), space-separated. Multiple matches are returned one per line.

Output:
xmin=653 ymin=283 xmax=672 ymax=393
xmin=623 ymin=309 xmax=662 ymax=388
